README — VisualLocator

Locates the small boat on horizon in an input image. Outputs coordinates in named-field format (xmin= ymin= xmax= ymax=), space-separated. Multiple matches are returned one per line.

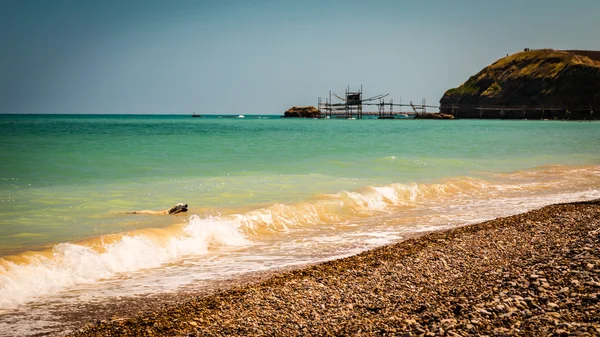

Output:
xmin=192 ymin=112 xmax=202 ymax=118
xmin=237 ymin=114 xmax=245 ymax=119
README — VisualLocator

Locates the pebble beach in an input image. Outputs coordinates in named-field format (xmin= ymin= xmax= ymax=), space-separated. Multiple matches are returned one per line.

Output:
xmin=69 ymin=199 xmax=600 ymax=336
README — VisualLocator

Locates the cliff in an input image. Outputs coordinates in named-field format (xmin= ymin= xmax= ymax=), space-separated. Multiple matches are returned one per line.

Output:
xmin=283 ymin=106 xmax=321 ymax=118
xmin=440 ymin=49 xmax=600 ymax=119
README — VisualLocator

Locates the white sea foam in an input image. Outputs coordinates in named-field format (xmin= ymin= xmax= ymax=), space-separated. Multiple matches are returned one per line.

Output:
xmin=2 ymin=166 xmax=599 ymax=309
xmin=0 ymin=215 xmax=249 ymax=308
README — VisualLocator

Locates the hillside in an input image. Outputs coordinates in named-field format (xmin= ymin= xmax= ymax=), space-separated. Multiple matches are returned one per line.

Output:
xmin=440 ymin=49 xmax=600 ymax=119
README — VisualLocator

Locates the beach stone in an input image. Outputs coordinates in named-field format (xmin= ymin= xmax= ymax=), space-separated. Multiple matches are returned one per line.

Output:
xmin=67 ymin=199 xmax=600 ymax=337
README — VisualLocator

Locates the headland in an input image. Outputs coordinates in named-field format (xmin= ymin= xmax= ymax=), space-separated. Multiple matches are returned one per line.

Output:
xmin=440 ymin=49 xmax=600 ymax=120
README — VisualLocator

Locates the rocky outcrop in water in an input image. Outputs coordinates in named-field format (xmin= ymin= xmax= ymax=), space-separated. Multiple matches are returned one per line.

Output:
xmin=440 ymin=49 xmax=600 ymax=119
xmin=283 ymin=106 xmax=320 ymax=118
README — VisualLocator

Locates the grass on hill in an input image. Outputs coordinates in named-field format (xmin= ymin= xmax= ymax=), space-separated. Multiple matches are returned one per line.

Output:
xmin=444 ymin=49 xmax=600 ymax=98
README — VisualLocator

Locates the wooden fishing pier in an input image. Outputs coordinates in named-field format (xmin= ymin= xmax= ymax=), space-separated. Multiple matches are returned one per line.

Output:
xmin=440 ymin=104 xmax=596 ymax=120
xmin=313 ymin=86 xmax=596 ymax=120
xmin=317 ymin=86 xmax=436 ymax=119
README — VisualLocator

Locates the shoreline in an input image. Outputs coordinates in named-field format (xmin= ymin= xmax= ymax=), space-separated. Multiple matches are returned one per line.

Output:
xmin=68 ymin=199 xmax=600 ymax=336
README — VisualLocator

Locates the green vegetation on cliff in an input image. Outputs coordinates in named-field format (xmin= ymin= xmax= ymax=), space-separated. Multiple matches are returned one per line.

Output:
xmin=441 ymin=49 xmax=600 ymax=112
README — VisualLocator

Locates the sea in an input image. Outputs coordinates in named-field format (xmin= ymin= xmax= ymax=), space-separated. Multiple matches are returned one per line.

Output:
xmin=0 ymin=114 xmax=599 ymax=336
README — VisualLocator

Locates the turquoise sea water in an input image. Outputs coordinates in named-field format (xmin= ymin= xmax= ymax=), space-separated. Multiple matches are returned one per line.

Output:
xmin=0 ymin=114 xmax=599 ymax=335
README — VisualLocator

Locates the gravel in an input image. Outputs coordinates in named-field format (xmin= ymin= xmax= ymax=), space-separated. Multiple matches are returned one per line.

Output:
xmin=69 ymin=199 xmax=600 ymax=336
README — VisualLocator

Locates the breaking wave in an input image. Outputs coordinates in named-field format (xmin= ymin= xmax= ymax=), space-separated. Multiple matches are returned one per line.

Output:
xmin=1 ymin=164 xmax=599 ymax=308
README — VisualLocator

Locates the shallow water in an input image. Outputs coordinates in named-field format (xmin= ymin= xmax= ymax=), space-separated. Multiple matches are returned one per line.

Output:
xmin=0 ymin=115 xmax=599 ymax=335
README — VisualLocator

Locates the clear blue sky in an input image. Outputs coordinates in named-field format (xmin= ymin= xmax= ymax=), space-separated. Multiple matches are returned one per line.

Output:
xmin=1 ymin=0 xmax=598 ymax=114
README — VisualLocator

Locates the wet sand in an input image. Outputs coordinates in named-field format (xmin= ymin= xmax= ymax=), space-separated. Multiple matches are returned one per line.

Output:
xmin=69 ymin=200 xmax=600 ymax=336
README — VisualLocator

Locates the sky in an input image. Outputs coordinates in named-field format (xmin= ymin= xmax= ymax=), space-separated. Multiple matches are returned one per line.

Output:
xmin=1 ymin=0 xmax=599 ymax=114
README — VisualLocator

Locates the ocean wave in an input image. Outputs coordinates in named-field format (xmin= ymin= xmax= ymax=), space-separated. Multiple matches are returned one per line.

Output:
xmin=1 ymin=164 xmax=599 ymax=308
xmin=0 ymin=215 xmax=248 ymax=308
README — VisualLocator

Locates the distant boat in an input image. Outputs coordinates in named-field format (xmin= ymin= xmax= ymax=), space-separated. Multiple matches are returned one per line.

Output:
xmin=192 ymin=112 xmax=202 ymax=118
xmin=237 ymin=114 xmax=245 ymax=119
